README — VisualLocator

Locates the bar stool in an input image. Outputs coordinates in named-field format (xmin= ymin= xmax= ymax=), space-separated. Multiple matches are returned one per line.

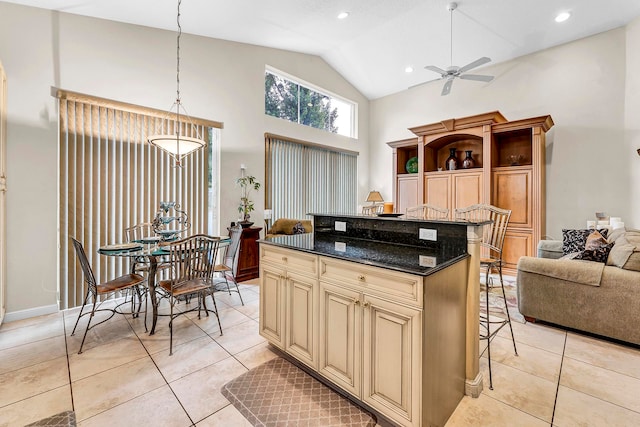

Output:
xmin=455 ymin=204 xmax=518 ymax=390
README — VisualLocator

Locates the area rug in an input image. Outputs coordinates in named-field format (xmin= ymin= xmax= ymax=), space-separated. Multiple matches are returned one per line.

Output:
xmin=479 ymin=273 xmax=525 ymax=323
xmin=25 ymin=411 xmax=76 ymax=427
xmin=222 ymin=357 xmax=377 ymax=427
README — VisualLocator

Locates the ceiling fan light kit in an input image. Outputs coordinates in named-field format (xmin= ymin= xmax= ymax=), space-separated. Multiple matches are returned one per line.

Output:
xmin=423 ymin=2 xmax=495 ymax=96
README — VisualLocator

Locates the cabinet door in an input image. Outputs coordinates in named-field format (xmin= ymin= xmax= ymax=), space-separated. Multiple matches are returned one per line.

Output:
xmin=285 ymin=271 xmax=318 ymax=369
xmin=493 ymin=169 xmax=532 ymax=228
xmin=424 ymin=175 xmax=450 ymax=214
xmin=502 ymin=230 xmax=532 ymax=270
xmin=259 ymin=263 xmax=286 ymax=348
xmin=362 ymin=295 xmax=422 ymax=427
xmin=318 ymin=281 xmax=362 ymax=397
xmin=397 ymin=176 xmax=418 ymax=215
xmin=452 ymin=172 xmax=483 ymax=212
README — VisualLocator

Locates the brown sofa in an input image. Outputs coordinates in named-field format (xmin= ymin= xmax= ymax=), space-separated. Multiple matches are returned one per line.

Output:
xmin=517 ymin=228 xmax=640 ymax=345
xmin=266 ymin=218 xmax=313 ymax=238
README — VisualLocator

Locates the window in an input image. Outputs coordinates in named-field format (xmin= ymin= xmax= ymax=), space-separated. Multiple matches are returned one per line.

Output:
xmin=57 ymin=90 xmax=221 ymax=309
xmin=265 ymin=134 xmax=358 ymax=220
xmin=265 ymin=67 xmax=357 ymax=138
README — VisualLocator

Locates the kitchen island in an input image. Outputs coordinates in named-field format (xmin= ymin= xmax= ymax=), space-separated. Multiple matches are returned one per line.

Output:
xmin=258 ymin=214 xmax=486 ymax=427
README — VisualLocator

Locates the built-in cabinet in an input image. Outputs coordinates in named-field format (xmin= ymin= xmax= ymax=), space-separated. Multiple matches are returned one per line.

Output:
xmin=259 ymin=243 xmax=468 ymax=427
xmin=0 ymin=61 xmax=6 ymax=325
xmin=388 ymin=111 xmax=554 ymax=272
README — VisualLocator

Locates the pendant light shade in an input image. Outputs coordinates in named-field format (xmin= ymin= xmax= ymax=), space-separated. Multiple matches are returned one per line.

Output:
xmin=148 ymin=0 xmax=206 ymax=166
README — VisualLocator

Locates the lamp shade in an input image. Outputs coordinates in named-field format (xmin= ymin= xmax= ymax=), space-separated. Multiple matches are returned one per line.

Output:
xmin=148 ymin=134 xmax=206 ymax=163
xmin=366 ymin=190 xmax=384 ymax=203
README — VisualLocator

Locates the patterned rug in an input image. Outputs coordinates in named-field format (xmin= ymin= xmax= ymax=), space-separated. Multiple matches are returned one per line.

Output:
xmin=479 ymin=273 xmax=525 ymax=323
xmin=222 ymin=357 xmax=377 ymax=427
xmin=25 ymin=411 xmax=76 ymax=427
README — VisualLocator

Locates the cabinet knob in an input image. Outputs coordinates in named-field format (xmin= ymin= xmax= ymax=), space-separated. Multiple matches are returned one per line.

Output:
xmin=282 ymin=256 xmax=288 ymax=262
xmin=358 ymin=274 xmax=365 ymax=281
xmin=363 ymin=301 xmax=370 ymax=308
xmin=354 ymin=299 xmax=360 ymax=305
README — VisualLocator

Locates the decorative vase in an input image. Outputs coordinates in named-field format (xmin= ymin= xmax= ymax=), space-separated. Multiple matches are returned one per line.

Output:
xmin=462 ymin=150 xmax=475 ymax=169
xmin=445 ymin=148 xmax=458 ymax=170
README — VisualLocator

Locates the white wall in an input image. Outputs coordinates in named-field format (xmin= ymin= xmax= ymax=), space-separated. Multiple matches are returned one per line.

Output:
xmin=370 ymin=27 xmax=634 ymax=238
xmin=0 ymin=2 xmax=369 ymax=314
xmin=626 ymin=16 xmax=640 ymax=224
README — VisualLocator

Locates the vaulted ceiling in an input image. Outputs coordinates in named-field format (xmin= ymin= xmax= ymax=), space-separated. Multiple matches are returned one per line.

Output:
xmin=4 ymin=0 xmax=640 ymax=99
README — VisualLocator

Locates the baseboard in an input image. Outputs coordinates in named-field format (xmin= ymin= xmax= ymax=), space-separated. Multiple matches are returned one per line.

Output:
xmin=3 ymin=304 xmax=58 ymax=323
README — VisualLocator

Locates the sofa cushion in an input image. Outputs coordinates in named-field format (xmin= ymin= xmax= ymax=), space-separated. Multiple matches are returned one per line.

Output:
xmin=562 ymin=228 xmax=608 ymax=255
xmin=607 ymin=235 xmax=640 ymax=272
xmin=517 ymin=256 xmax=605 ymax=287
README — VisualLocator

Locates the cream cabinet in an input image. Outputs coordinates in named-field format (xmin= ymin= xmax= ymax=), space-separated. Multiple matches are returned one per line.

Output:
xmin=259 ymin=244 xmax=468 ymax=427
xmin=318 ymin=280 xmax=362 ymax=396
xmin=318 ymin=257 xmax=422 ymax=427
xmin=259 ymin=246 xmax=319 ymax=368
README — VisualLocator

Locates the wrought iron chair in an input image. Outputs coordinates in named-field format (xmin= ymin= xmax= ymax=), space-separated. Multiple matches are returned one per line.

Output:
xmin=157 ymin=234 xmax=223 ymax=355
xmin=124 ymin=222 xmax=170 ymax=276
xmin=362 ymin=203 xmax=384 ymax=216
xmin=214 ymin=225 xmax=244 ymax=305
xmin=70 ymin=237 xmax=146 ymax=354
xmin=454 ymin=203 xmax=517 ymax=390
xmin=405 ymin=204 xmax=450 ymax=220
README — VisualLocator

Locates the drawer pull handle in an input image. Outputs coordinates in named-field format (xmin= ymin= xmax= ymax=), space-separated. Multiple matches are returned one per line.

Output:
xmin=358 ymin=274 xmax=365 ymax=281
xmin=363 ymin=302 xmax=370 ymax=308
xmin=354 ymin=299 xmax=360 ymax=305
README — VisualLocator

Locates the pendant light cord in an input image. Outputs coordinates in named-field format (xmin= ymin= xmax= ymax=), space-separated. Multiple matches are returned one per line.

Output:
xmin=176 ymin=0 xmax=182 ymax=137
xmin=450 ymin=5 xmax=453 ymax=66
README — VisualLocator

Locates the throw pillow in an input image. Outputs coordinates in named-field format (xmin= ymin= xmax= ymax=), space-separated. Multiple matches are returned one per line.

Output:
xmin=607 ymin=235 xmax=640 ymax=271
xmin=574 ymin=242 xmax=614 ymax=263
xmin=562 ymin=228 xmax=609 ymax=255
xmin=292 ymin=221 xmax=306 ymax=234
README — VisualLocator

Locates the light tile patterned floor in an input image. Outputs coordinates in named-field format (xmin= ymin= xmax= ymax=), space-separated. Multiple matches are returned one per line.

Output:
xmin=1 ymin=279 xmax=640 ymax=426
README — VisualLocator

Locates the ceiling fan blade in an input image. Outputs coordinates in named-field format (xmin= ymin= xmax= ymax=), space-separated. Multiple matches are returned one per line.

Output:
xmin=441 ymin=79 xmax=453 ymax=96
xmin=458 ymin=57 xmax=491 ymax=74
xmin=459 ymin=74 xmax=494 ymax=82
xmin=425 ymin=65 xmax=447 ymax=76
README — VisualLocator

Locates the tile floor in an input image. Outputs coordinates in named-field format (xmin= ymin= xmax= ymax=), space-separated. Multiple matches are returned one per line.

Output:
xmin=1 ymin=280 xmax=640 ymax=426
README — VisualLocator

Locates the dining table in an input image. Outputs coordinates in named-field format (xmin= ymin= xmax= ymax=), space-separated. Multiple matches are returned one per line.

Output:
xmin=98 ymin=236 xmax=231 ymax=335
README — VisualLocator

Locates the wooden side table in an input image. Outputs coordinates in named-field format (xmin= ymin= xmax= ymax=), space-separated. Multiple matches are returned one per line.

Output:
xmin=235 ymin=226 xmax=262 ymax=282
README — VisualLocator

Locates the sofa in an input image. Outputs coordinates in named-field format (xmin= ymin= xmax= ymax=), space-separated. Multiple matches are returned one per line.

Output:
xmin=266 ymin=218 xmax=313 ymax=238
xmin=517 ymin=228 xmax=640 ymax=345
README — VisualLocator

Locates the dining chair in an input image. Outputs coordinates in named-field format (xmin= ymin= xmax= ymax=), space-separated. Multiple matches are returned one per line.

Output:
xmin=70 ymin=237 xmax=147 ymax=354
xmin=362 ymin=203 xmax=384 ymax=216
xmin=214 ymin=225 xmax=244 ymax=305
xmin=124 ymin=222 xmax=170 ymax=277
xmin=454 ymin=203 xmax=517 ymax=390
xmin=405 ymin=204 xmax=450 ymax=220
xmin=158 ymin=234 xmax=223 ymax=355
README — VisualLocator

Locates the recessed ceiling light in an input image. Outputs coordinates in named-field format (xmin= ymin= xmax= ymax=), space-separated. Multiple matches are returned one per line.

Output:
xmin=337 ymin=12 xmax=349 ymax=20
xmin=555 ymin=11 xmax=571 ymax=23
xmin=405 ymin=66 xmax=414 ymax=73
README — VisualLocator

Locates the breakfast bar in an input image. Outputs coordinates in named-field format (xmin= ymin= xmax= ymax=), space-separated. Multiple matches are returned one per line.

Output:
xmin=258 ymin=214 xmax=486 ymax=427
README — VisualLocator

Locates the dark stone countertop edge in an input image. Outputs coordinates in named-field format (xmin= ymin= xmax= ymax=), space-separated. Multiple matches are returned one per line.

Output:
xmin=307 ymin=213 xmax=492 ymax=226
xmin=258 ymin=238 xmax=469 ymax=277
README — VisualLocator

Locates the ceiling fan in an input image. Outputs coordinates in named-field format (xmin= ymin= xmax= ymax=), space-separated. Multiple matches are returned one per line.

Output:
xmin=424 ymin=2 xmax=494 ymax=96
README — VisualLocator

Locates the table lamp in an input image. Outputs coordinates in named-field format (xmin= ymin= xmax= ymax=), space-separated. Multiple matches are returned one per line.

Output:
xmin=366 ymin=190 xmax=384 ymax=205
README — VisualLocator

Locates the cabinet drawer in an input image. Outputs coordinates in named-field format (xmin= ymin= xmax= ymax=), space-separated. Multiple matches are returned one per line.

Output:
xmin=319 ymin=257 xmax=423 ymax=308
xmin=261 ymin=245 xmax=318 ymax=277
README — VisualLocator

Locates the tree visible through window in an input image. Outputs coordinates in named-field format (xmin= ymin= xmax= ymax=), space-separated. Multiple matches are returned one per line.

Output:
xmin=265 ymin=69 xmax=355 ymax=138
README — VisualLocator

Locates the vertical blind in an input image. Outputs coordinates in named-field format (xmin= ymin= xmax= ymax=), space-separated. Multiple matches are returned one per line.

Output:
xmin=58 ymin=92 xmax=217 ymax=309
xmin=265 ymin=134 xmax=358 ymax=220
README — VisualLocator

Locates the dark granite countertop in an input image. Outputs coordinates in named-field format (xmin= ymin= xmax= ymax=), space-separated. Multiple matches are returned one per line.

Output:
xmin=259 ymin=233 xmax=469 ymax=276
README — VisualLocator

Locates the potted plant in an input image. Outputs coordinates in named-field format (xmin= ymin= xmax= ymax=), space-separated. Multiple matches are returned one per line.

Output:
xmin=237 ymin=175 xmax=261 ymax=228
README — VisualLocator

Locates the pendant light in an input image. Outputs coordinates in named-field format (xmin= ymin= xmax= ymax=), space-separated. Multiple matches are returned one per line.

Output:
xmin=148 ymin=0 xmax=206 ymax=166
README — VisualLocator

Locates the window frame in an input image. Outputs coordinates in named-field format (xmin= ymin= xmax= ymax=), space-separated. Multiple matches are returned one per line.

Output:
xmin=265 ymin=65 xmax=358 ymax=139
